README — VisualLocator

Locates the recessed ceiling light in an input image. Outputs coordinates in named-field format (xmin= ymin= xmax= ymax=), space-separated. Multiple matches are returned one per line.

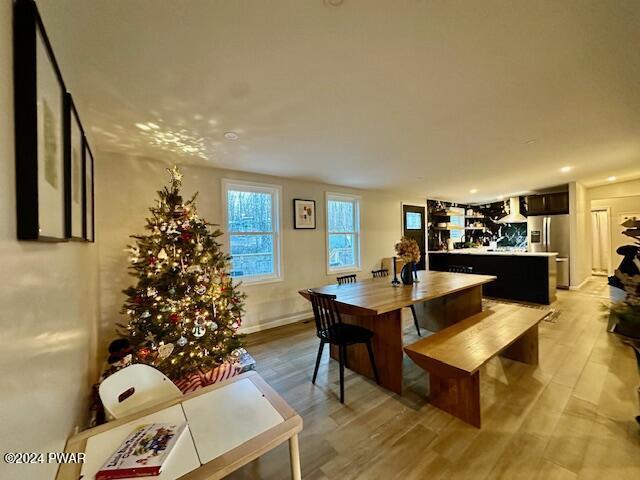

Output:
xmin=224 ymin=131 xmax=239 ymax=140
xmin=135 ymin=123 xmax=151 ymax=131
xmin=560 ymin=166 xmax=572 ymax=173
xmin=469 ymin=188 xmax=478 ymax=194
xmin=525 ymin=139 xmax=537 ymax=145
xmin=497 ymin=195 xmax=504 ymax=200
xmin=607 ymin=176 xmax=617 ymax=182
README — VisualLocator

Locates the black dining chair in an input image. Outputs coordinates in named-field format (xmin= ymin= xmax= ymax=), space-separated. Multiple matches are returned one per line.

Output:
xmin=371 ymin=268 xmax=389 ymax=278
xmin=307 ymin=290 xmax=379 ymax=403
xmin=449 ymin=265 xmax=473 ymax=274
xmin=336 ymin=274 xmax=357 ymax=285
xmin=371 ymin=268 xmax=421 ymax=336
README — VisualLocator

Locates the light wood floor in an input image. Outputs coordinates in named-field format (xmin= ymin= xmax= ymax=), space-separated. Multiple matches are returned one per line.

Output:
xmin=230 ymin=277 xmax=640 ymax=479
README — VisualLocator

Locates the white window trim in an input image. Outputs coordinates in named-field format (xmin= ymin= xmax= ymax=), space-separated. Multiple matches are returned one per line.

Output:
xmin=222 ymin=178 xmax=283 ymax=285
xmin=326 ymin=191 xmax=361 ymax=275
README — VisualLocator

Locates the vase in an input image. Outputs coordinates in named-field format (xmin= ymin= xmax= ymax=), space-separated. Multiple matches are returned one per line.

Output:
xmin=401 ymin=262 xmax=414 ymax=285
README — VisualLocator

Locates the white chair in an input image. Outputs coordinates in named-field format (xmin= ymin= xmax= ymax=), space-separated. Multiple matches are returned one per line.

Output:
xmin=99 ymin=364 xmax=182 ymax=419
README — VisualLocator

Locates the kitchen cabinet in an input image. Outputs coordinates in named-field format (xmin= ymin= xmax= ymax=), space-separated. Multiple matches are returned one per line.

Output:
xmin=526 ymin=192 xmax=569 ymax=215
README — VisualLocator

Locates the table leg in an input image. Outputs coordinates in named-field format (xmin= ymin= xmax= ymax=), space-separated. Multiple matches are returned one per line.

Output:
xmin=330 ymin=309 xmax=403 ymax=394
xmin=289 ymin=434 xmax=301 ymax=480
xmin=413 ymin=285 xmax=483 ymax=332
xmin=429 ymin=371 xmax=481 ymax=428
xmin=500 ymin=324 xmax=539 ymax=365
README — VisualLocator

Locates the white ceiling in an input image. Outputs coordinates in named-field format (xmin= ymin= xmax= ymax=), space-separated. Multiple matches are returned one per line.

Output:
xmin=37 ymin=0 xmax=640 ymax=202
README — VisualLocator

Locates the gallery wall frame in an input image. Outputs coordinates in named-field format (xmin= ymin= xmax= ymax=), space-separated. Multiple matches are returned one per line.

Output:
xmin=14 ymin=0 xmax=68 ymax=241
xmin=293 ymin=199 xmax=316 ymax=229
xmin=83 ymin=139 xmax=95 ymax=242
xmin=65 ymin=93 xmax=86 ymax=240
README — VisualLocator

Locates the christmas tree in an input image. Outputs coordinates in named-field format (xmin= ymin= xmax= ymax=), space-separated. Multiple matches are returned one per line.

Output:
xmin=120 ymin=166 xmax=244 ymax=380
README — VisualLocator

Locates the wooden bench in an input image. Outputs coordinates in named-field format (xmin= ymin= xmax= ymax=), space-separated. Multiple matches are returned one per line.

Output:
xmin=404 ymin=303 xmax=549 ymax=428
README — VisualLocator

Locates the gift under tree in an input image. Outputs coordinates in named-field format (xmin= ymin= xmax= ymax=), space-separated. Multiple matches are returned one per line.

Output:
xmin=120 ymin=166 xmax=246 ymax=390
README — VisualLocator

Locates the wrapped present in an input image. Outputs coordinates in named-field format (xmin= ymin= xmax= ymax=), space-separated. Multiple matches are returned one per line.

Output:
xmin=173 ymin=348 xmax=256 ymax=394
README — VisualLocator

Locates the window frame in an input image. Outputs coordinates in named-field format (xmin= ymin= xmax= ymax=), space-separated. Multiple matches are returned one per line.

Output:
xmin=222 ymin=178 xmax=283 ymax=285
xmin=325 ymin=191 xmax=361 ymax=275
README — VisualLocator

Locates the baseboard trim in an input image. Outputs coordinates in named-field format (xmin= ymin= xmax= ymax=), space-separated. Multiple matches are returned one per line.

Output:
xmin=569 ymin=276 xmax=591 ymax=291
xmin=238 ymin=310 xmax=313 ymax=334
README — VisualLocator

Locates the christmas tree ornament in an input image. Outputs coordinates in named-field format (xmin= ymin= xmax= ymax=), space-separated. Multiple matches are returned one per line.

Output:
xmin=119 ymin=166 xmax=245 ymax=380
xmin=192 ymin=325 xmax=206 ymax=338
xmin=157 ymin=343 xmax=174 ymax=361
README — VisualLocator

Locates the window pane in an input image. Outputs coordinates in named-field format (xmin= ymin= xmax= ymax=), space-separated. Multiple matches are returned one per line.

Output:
xmin=328 ymin=200 xmax=354 ymax=232
xmin=328 ymin=233 xmax=355 ymax=268
xmin=227 ymin=190 xmax=272 ymax=232
xmin=230 ymin=234 xmax=274 ymax=277
xmin=405 ymin=212 xmax=422 ymax=230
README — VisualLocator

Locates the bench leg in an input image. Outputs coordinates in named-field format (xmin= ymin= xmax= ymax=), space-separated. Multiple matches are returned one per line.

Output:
xmin=500 ymin=324 xmax=539 ymax=365
xmin=429 ymin=371 xmax=481 ymax=428
xmin=289 ymin=434 xmax=301 ymax=480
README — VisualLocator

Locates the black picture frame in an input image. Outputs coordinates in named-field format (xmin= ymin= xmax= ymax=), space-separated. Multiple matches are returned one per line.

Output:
xmin=293 ymin=199 xmax=316 ymax=229
xmin=14 ymin=0 xmax=68 ymax=241
xmin=65 ymin=93 xmax=85 ymax=240
xmin=83 ymin=138 xmax=95 ymax=242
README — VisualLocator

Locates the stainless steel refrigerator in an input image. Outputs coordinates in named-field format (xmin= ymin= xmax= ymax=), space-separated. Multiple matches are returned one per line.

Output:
xmin=527 ymin=214 xmax=570 ymax=288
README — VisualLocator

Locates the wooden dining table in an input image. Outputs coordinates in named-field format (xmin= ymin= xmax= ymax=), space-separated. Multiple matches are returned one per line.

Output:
xmin=299 ymin=270 xmax=496 ymax=394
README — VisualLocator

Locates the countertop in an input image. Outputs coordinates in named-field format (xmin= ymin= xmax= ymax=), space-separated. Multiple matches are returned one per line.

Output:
xmin=428 ymin=248 xmax=558 ymax=257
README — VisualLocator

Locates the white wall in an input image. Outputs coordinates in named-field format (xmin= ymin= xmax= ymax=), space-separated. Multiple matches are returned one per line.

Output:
xmin=0 ymin=1 xmax=100 ymax=478
xmin=569 ymin=181 xmax=592 ymax=288
xmin=96 ymin=152 xmax=423 ymax=353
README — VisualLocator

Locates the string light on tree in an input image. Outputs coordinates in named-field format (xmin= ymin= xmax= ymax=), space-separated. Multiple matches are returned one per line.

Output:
xmin=120 ymin=166 xmax=245 ymax=380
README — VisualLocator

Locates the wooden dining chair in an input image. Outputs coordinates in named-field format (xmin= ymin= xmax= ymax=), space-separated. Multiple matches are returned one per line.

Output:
xmin=336 ymin=274 xmax=357 ymax=285
xmin=372 ymin=268 xmax=421 ymax=336
xmin=307 ymin=290 xmax=379 ymax=403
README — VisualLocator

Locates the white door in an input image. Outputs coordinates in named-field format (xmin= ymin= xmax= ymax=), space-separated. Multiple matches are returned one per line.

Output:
xmin=591 ymin=209 xmax=611 ymax=275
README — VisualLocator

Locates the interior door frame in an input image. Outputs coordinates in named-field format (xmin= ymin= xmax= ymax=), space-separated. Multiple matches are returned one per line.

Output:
xmin=590 ymin=206 xmax=613 ymax=276
xmin=401 ymin=202 xmax=428 ymax=270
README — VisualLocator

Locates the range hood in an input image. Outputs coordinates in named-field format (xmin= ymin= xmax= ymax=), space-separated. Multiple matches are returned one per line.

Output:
xmin=496 ymin=197 xmax=527 ymax=224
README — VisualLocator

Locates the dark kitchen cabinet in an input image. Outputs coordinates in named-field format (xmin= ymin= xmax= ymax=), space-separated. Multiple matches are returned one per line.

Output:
xmin=526 ymin=192 xmax=569 ymax=215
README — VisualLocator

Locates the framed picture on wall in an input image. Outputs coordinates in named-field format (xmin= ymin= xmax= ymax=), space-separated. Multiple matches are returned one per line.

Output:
xmin=83 ymin=138 xmax=95 ymax=242
xmin=294 ymin=199 xmax=316 ymax=229
xmin=65 ymin=93 xmax=85 ymax=240
xmin=14 ymin=0 xmax=68 ymax=241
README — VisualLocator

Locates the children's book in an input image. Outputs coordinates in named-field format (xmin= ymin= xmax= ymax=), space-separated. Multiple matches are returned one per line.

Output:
xmin=96 ymin=422 xmax=187 ymax=479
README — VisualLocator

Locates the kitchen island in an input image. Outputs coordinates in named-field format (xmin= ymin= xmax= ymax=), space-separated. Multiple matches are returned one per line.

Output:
xmin=428 ymin=249 xmax=557 ymax=304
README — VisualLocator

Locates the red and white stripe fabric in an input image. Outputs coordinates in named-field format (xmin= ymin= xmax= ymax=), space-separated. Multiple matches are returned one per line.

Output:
xmin=173 ymin=361 xmax=241 ymax=394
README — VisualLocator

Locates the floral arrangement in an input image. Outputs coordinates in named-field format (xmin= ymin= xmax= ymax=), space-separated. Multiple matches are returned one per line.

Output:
xmin=607 ymin=217 xmax=640 ymax=338
xmin=395 ymin=236 xmax=421 ymax=264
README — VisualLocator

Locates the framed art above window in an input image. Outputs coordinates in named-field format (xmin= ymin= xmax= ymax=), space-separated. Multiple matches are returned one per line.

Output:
xmin=326 ymin=192 xmax=361 ymax=274
xmin=14 ymin=0 xmax=68 ymax=241
xmin=222 ymin=179 xmax=282 ymax=284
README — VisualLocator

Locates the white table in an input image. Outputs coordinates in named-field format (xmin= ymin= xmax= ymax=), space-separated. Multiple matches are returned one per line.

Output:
xmin=57 ymin=372 xmax=303 ymax=480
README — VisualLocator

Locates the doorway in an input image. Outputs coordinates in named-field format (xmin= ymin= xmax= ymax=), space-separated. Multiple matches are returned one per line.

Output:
xmin=402 ymin=204 xmax=426 ymax=270
xmin=591 ymin=208 xmax=611 ymax=276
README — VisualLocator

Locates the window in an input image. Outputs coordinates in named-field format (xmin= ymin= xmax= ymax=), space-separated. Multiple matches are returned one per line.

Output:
xmin=405 ymin=212 xmax=422 ymax=230
xmin=326 ymin=192 xmax=360 ymax=273
xmin=223 ymin=180 xmax=282 ymax=284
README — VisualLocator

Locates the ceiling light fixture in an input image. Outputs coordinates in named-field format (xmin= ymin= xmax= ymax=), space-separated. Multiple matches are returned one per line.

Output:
xmin=497 ymin=195 xmax=504 ymax=201
xmin=560 ymin=166 xmax=572 ymax=173
xmin=469 ymin=188 xmax=478 ymax=194
xmin=607 ymin=176 xmax=617 ymax=182
xmin=224 ymin=131 xmax=239 ymax=140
